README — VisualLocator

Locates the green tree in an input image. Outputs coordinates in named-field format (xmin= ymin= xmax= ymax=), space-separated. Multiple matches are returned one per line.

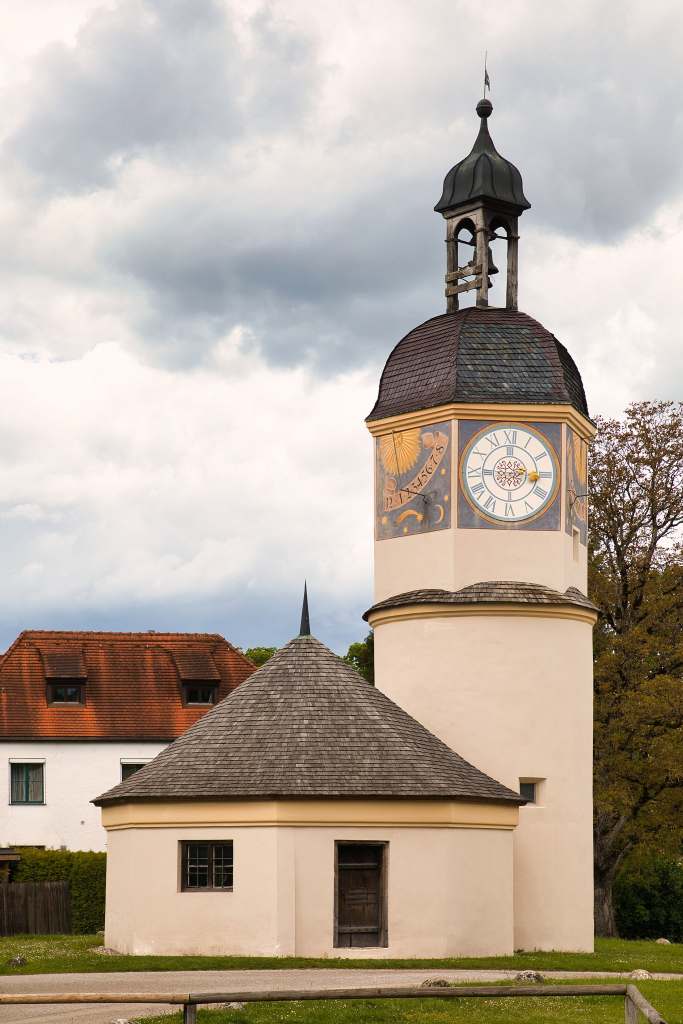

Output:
xmin=591 ymin=401 xmax=683 ymax=936
xmin=245 ymin=646 xmax=277 ymax=667
xmin=344 ymin=631 xmax=374 ymax=684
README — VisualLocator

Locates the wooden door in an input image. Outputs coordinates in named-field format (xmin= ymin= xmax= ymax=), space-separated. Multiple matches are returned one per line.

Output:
xmin=335 ymin=842 xmax=387 ymax=947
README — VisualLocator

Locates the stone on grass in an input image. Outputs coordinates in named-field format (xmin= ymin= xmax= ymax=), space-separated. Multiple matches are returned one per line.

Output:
xmin=516 ymin=970 xmax=545 ymax=983
xmin=630 ymin=969 xmax=652 ymax=980
xmin=422 ymin=978 xmax=453 ymax=988
xmin=655 ymin=938 xmax=671 ymax=944
xmin=7 ymin=956 xmax=26 ymax=967
xmin=91 ymin=945 xmax=119 ymax=955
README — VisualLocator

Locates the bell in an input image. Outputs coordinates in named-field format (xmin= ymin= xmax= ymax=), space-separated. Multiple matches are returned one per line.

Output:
xmin=487 ymin=245 xmax=499 ymax=276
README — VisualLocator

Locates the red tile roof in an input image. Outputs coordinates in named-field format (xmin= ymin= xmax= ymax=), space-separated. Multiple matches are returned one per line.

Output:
xmin=0 ymin=630 xmax=256 ymax=740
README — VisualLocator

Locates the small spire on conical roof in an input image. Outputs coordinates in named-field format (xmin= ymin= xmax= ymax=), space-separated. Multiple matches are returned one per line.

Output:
xmin=299 ymin=582 xmax=311 ymax=636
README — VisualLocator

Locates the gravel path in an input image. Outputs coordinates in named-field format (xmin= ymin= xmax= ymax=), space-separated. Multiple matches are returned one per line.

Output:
xmin=1 ymin=968 xmax=682 ymax=1024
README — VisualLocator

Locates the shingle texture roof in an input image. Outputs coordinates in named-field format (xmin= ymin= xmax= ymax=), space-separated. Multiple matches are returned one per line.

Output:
xmin=367 ymin=307 xmax=589 ymax=422
xmin=0 ymin=631 xmax=255 ymax=740
xmin=94 ymin=634 xmax=522 ymax=806
xmin=435 ymin=99 xmax=530 ymax=215
xmin=364 ymin=582 xmax=598 ymax=620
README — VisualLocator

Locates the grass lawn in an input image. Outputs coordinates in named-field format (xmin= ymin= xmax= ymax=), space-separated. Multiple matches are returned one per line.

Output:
xmin=135 ymin=980 xmax=683 ymax=1024
xmin=0 ymin=935 xmax=681 ymax=976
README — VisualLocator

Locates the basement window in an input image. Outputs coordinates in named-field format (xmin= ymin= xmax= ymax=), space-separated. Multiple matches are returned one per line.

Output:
xmin=10 ymin=762 xmax=45 ymax=804
xmin=182 ymin=683 xmax=218 ymax=705
xmin=47 ymin=681 xmax=85 ymax=705
xmin=180 ymin=841 xmax=233 ymax=891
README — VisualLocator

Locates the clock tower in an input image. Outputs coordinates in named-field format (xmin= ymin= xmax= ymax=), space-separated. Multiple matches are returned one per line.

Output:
xmin=365 ymin=98 xmax=597 ymax=951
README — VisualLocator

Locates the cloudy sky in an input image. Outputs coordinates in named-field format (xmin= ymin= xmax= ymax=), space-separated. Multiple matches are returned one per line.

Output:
xmin=0 ymin=0 xmax=681 ymax=654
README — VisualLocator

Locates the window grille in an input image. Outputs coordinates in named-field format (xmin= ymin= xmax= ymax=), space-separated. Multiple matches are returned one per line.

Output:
xmin=180 ymin=841 xmax=233 ymax=891
xmin=10 ymin=763 xmax=44 ymax=804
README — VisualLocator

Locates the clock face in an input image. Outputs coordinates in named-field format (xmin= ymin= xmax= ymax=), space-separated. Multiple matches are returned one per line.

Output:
xmin=460 ymin=423 xmax=559 ymax=524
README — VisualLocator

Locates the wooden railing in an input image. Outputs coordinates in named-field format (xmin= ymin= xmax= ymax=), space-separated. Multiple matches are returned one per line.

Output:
xmin=0 ymin=982 xmax=667 ymax=1024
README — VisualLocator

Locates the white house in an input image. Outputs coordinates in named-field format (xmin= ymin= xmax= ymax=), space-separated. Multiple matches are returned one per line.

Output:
xmin=0 ymin=629 xmax=255 ymax=851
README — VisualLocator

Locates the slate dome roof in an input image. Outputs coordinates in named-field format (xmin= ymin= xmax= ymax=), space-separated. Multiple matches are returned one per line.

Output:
xmin=94 ymin=632 xmax=522 ymax=806
xmin=435 ymin=98 xmax=530 ymax=214
xmin=364 ymin=582 xmax=599 ymax=621
xmin=367 ymin=307 xmax=589 ymax=422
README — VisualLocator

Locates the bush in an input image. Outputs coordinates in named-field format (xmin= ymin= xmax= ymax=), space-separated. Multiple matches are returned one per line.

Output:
xmin=614 ymin=852 xmax=683 ymax=941
xmin=13 ymin=848 xmax=106 ymax=933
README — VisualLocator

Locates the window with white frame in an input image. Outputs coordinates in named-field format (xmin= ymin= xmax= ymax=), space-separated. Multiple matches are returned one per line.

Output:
xmin=10 ymin=762 xmax=45 ymax=804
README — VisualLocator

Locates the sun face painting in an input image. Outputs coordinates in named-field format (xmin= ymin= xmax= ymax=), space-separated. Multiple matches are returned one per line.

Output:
xmin=375 ymin=421 xmax=452 ymax=541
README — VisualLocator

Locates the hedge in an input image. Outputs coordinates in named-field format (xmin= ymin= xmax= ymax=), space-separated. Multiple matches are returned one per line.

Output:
xmin=13 ymin=848 xmax=106 ymax=934
xmin=614 ymin=852 xmax=683 ymax=941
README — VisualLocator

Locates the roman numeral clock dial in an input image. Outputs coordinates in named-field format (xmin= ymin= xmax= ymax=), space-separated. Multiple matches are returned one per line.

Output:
xmin=460 ymin=424 xmax=559 ymax=524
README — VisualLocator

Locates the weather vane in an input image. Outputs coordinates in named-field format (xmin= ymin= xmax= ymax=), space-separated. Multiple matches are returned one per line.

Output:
xmin=484 ymin=51 xmax=491 ymax=96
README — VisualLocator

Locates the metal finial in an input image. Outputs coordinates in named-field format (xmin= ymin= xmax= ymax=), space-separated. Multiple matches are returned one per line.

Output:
xmin=483 ymin=51 xmax=490 ymax=95
xmin=299 ymin=582 xmax=311 ymax=636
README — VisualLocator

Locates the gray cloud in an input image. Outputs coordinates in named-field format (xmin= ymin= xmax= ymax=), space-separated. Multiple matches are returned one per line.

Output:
xmin=3 ymin=0 xmax=680 ymax=374
xmin=0 ymin=0 xmax=682 ymax=653
xmin=5 ymin=0 xmax=321 ymax=193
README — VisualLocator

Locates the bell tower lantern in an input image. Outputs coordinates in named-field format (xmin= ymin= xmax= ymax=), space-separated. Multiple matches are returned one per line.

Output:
xmin=436 ymin=98 xmax=530 ymax=311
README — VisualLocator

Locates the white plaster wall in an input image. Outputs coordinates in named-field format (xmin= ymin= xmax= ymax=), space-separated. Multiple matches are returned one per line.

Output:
xmin=373 ymin=615 xmax=594 ymax=951
xmin=375 ymin=529 xmax=456 ymax=600
xmin=105 ymin=826 xmax=281 ymax=955
xmin=293 ymin=825 xmax=513 ymax=958
xmin=1 ymin=743 xmax=167 ymax=851
xmin=104 ymin=823 xmax=514 ymax=957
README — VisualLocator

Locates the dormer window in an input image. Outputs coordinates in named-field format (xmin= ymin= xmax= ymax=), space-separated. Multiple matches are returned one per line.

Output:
xmin=40 ymin=646 xmax=87 ymax=707
xmin=168 ymin=647 xmax=221 ymax=707
xmin=182 ymin=683 xmax=217 ymax=705
xmin=47 ymin=681 xmax=85 ymax=705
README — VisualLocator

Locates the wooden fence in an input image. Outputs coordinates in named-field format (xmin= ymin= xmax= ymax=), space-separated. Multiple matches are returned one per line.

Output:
xmin=0 ymin=983 xmax=667 ymax=1024
xmin=0 ymin=881 xmax=71 ymax=935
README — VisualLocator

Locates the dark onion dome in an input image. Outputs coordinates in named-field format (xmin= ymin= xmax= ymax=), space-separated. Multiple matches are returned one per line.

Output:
xmin=367 ymin=307 xmax=589 ymax=422
xmin=94 ymin=632 xmax=522 ymax=806
xmin=364 ymin=582 xmax=599 ymax=622
xmin=435 ymin=99 xmax=530 ymax=215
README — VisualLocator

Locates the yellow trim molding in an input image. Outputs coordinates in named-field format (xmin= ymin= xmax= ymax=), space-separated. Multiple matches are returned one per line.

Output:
xmin=367 ymin=602 xmax=598 ymax=628
xmin=102 ymin=798 xmax=518 ymax=832
xmin=367 ymin=403 xmax=596 ymax=442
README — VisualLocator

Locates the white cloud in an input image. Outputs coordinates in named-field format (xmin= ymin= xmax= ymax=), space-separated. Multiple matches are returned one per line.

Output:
xmin=0 ymin=334 xmax=375 ymax=645
xmin=0 ymin=0 xmax=681 ymax=650
xmin=524 ymin=201 xmax=683 ymax=416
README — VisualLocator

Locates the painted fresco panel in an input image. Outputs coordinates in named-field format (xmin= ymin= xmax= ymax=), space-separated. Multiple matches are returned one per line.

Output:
xmin=375 ymin=421 xmax=452 ymax=541
xmin=457 ymin=420 xmax=562 ymax=531
xmin=565 ymin=428 xmax=588 ymax=544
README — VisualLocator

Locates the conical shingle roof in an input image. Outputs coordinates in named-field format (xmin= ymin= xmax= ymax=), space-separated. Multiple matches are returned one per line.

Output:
xmin=94 ymin=634 xmax=521 ymax=806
